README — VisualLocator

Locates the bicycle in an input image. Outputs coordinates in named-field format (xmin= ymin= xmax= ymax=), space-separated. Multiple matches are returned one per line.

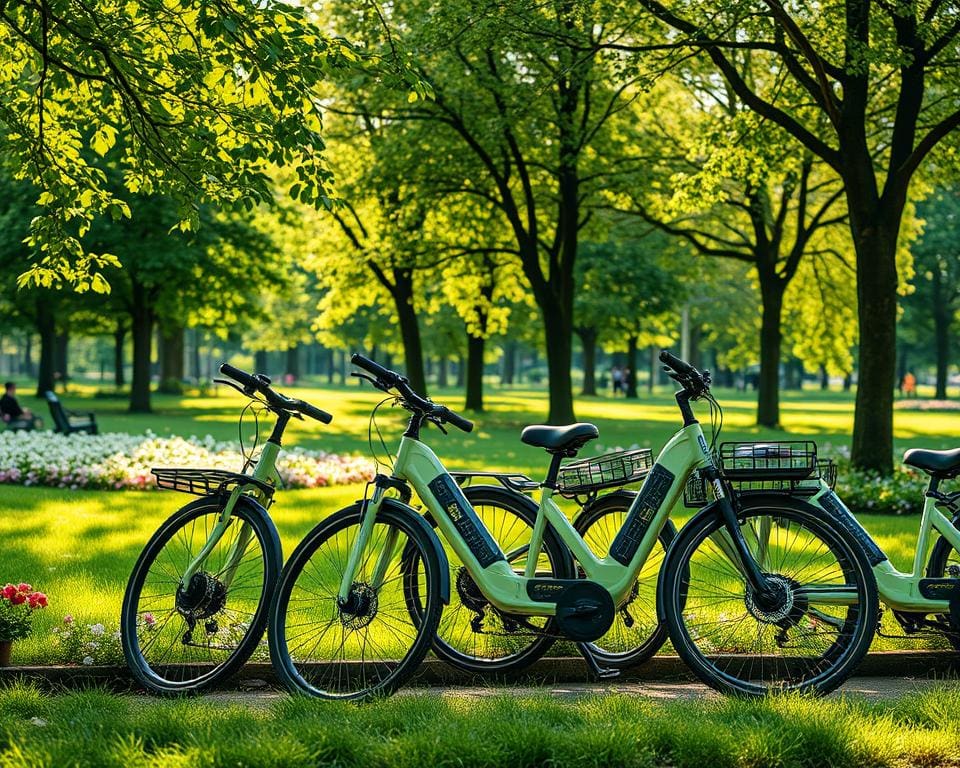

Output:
xmin=444 ymin=467 xmax=675 ymax=674
xmin=268 ymin=351 xmax=879 ymax=699
xmin=120 ymin=364 xmax=332 ymax=693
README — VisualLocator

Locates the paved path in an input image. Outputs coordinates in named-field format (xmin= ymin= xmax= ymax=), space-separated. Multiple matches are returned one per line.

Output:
xmin=173 ymin=676 xmax=959 ymax=710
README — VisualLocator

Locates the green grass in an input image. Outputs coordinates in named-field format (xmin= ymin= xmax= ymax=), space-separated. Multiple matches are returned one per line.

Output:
xmin=2 ymin=682 xmax=960 ymax=767
xmin=3 ymin=382 xmax=959 ymax=663
xmin=19 ymin=381 xmax=960 ymax=476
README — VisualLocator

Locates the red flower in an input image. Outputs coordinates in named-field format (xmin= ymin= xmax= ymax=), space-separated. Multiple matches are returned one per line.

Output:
xmin=27 ymin=592 xmax=47 ymax=609
xmin=17 ymin=583 xmax=32 ymax=594
xmin=1 ymin=584 xmax=15 ymax=600
xmin=9 ymin=592 xmax=26 ymax=605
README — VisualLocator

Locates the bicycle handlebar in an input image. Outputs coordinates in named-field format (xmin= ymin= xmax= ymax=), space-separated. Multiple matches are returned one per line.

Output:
xmin=351 ymin=353 xmax=474 ymax=433
xmin=218 ymin=363 xmax=333 ymax=424
xmin=659 ymin=349 xmax=711 ymax=395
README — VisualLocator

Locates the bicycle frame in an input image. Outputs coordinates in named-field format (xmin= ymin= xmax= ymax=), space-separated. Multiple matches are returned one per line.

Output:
xmin=180 ymin=434 xmax=281 ymax=587
xmin=806 ymin=481 xmax=960 ymax=613
xmin=338 ymin=421 xmax=713 ymax=614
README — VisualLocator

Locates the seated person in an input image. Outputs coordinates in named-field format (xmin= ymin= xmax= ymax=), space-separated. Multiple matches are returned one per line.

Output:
xmin=1 ymin=382 xmax=43 ymax=430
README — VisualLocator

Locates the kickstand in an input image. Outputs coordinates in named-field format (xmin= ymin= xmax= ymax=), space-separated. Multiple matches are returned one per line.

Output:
xmin=577 ymin=643 xmax=620 ymax=681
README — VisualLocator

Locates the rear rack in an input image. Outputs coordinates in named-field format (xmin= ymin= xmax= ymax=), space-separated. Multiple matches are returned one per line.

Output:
xmin=450 ymin=471 xmax=540 ymax=494
xmin=152 ymin=468 xmax=275 ymax=499
xmin=556 ymin=448 xmax=653 ymax=496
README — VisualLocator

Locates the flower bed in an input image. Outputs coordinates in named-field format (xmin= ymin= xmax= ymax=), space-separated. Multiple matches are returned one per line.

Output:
xmin=0 ymin=431 xmax=375 ymax=491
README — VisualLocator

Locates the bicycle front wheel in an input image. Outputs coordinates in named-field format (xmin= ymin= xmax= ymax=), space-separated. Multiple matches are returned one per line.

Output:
xmin=121 ymin=496 xmax=281 ymax=693
xmin=661 ymin=496 xmax=877 ymax=696
xmin=269 ymin=502 xmax=444 ymax=700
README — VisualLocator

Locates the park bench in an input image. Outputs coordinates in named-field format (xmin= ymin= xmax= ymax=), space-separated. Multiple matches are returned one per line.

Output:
xmin=44 ymin=391 xmax=98 ymax=435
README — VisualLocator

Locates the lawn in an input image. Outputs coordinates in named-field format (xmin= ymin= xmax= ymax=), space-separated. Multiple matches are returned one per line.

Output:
xmin=2 ymin=682 xmax=960 ymax=767
xmin=2 ymin=381 xmax=959 ymax=663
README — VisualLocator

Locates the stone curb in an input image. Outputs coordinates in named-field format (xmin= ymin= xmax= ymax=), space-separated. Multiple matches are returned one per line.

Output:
xmin=0 ymin=651 xmax=956 ymax=692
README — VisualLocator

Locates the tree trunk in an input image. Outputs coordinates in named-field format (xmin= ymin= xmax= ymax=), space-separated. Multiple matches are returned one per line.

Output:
xmin=191 ymin=329 xmax=202 ymax=382
xmin=437 ymin=357 xmax=449 ymax=387
xmin=501 ymin=341 xmax=516 ymax=385
xmin=541 ymin=301 xmax=576 ymax=422
xmin=54 ymin=331 xmax=68 ymax=390
xmin=648 ymin=346 xmax=657 ymax=394
xmin=465 ymin=333 xmax=485 ymax=411
xmin=129 ymin=282 xmax=154 ymax=413
xmin=757 ymin=275 xmax=785 ymax=428
xmin=933 ymin=274 xmax=950 ymax=399
xmin=390 ymin=269 xmax=427 ymax=395
xmin=23 ymin=333 xmax=34 ymax=377
xmin=158 ymin=323 xmax=185 ymax=393
xmin=578 ymin=328 xmax=597 ymax=396
xmin=625 ymin=336 xmax=638 ymax=398
xmin=114 ymin=324 xmax=126 ymax=388
xmin=326 ymin=349 xmax=335 ymax=385
xmin=820 ymin=364 xmax=829 ymax=390
xmin=285 ymin=345 xmax=301 ymax=379
xmin=850 ymin=216 xmax=900 ymax=474
xmin=35 ymin=297 xmax=56 ymax=397
xmin=254 ymin=350 xmax=268 ymax=375
xmin=456 ymin=354 xmax=465 ymax=388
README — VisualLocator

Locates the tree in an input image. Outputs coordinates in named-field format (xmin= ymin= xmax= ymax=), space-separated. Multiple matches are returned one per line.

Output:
xmin=624 ymin=0 xmax=960 ymax=471
xmin=0 ymin=0 xmax=359 ymax=291
xmin=903 ymin=188 xmax=960 ymax=398
xmin=89 ymin=193 xmax=278 ymax=412
xmin=574 ymin=237 xmax=679 ymax=397
xmin=329 ymin=0 xmax=666 ymax=423
xmin=610 ymin=79 xmax=846 ymax=426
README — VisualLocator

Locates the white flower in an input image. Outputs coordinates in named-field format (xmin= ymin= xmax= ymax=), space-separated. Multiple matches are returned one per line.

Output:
xmin=86 ymin=641 xmax=99 ymax=650
xmin=89 ymin=624 xmax=105 ymax=636
xmin=82 ymin=656 xmax=94 ymax=665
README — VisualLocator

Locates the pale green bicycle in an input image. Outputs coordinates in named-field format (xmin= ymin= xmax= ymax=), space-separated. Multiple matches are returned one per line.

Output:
xmin=121 ymin=364 xmax=332 ymax=693
xmin=268 ymin=351 xmax=880 ymax=699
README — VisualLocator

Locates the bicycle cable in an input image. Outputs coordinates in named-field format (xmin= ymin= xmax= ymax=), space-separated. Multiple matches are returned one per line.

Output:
xmin=367 ymin=396 xmax=399 ymax=474
xmin=238 ymin=396 xmax=268 ymax=473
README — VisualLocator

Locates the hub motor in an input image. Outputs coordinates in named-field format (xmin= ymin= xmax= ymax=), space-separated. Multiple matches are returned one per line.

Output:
xmin=744 ymin=574 xmax=807 ymax=625
xmin=176 ymin=572 xmax=227 ymax=621
xmin=338 ymin=582 xmax=378 ymax=630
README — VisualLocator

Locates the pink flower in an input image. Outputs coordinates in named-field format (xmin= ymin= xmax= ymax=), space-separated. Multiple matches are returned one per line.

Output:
xmin=63 ymin=614 xmax=74 ymax=625
xmin=143 ymin=612 xmax=156 ymax=627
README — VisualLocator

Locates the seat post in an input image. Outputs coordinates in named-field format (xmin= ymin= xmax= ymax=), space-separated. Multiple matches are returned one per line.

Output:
xmin=543 ymin=452 xmax=566 ymax=489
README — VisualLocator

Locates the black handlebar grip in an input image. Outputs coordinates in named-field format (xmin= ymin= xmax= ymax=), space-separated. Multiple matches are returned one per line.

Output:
xmin=219 ymin=363 xmax=258 ymax=390
xmin=439 ymin=406 xmax=474 ymax=433
xmin=658 ymin=350 xmax=695 ymax=377
xmin=351 ymin=353 xmax=395 ymax=382
xmin=298 ymin=401 xmax=333 ymax=425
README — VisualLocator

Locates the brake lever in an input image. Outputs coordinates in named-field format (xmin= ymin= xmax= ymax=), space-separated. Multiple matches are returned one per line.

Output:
xmin=351 ymin=372 xmax=381 ymax=388
xmin=215 ymin=378 xmax=252 ymax=397
xmin=427 ymin=416 xmax=448 ymax=435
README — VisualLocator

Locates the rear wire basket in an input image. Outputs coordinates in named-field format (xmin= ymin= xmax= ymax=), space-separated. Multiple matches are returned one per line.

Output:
xmin=683 ymin=441 xmax=836 ymax=507
xmin=557 ymin=449 xmax=653 ymax=495
xmin=152 ymin=468 xmax=275 ymax=499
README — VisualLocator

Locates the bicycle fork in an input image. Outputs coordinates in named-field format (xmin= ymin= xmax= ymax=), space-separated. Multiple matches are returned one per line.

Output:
xmin=338 ymin=483 xmax=400 ymax=604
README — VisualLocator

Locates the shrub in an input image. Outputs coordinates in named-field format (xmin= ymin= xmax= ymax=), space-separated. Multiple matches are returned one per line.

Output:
xmin=0 ymin=431 xmax=375 ymax=491
xmin=0 ymin=584 xmax=49 ymax=641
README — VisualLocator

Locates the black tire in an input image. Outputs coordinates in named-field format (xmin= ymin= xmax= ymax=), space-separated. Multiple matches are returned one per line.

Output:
xmin=925 ymin=525 xmax=960 ymax=649
xmin=269 ymin=501 xmax=444 ymax=700
xmin=404 ymin=485 xmax=575 ymax=673
xmin=121 ymin=496 xmax=281 ymax=693
xmin=573 ymin=490 xmax=675 ymax=668
xmin=660 ymin=495 xmax=878 ymax=697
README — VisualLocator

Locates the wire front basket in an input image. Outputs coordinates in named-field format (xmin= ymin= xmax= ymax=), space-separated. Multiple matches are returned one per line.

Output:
xmin=719 ymin=440 xmax=818 ymax=480
xmin=557 ymin=449 xmax=653 ymax=495
xmin=684 ymin=445 xmax=837 ymax=508
xmin=152 ymin=468 xmax=275 ymax=499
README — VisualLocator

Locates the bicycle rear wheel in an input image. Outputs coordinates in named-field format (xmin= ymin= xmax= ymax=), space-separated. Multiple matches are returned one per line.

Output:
xmin=269 ymin=501 xmax=444 ymax=700
xmin=661 ymin=496 xmax=877 ymax=696
xmin=121 ymin=496 xmax=281 ymax=693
